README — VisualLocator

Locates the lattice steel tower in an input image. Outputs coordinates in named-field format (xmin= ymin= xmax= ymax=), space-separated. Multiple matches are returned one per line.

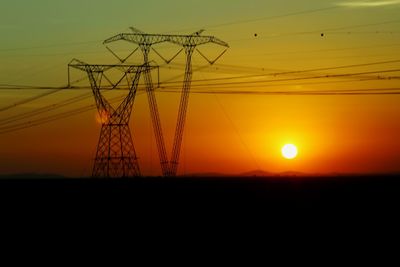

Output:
xmin=104 ymin=28 xmax=229 ymax=176
xmin=68 ymin=59 xmax=152 ymax=178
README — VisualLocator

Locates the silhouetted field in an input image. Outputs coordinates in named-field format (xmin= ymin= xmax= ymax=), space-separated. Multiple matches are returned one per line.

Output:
xmin=2 ymin=175 xmax=400 ymax=235
xmin=1 ymin=175 xmax=399 ymax=211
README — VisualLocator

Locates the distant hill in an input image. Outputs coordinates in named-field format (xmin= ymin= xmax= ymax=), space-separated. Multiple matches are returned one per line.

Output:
xmin=0 ymin=173 xmax=66 ymax=179
xmin=183 ymin=172 xmax=231 ymax=177
xmin=183 ymin=170 xmax=376 ymax=178
xmin=186 ymin=170 xmax=311 ymax=177
xmin=239 ymin=170 xmax=275 ymax=177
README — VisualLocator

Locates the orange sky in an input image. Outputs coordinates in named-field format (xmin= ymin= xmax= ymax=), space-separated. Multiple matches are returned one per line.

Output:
xmin=1 ymin=0 xmax=400 ymax=176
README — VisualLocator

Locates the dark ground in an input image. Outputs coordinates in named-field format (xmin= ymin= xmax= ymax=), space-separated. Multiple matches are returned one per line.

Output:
xmin=1 ymin=175 xmax=399 ymax=212
xmin=1 ymin=175 xmax=397 ymax=262
xmin=1 ymin=175 xmax=400 ymax=242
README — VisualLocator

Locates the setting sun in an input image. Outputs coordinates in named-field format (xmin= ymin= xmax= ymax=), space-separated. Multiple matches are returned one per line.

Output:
xmin=282 ymin=144 xmax=298 ymax=160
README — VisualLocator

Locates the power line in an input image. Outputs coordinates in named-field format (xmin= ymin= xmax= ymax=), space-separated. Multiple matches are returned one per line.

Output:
xmin=0 ymin=92 xmax=92 ymax=126
xmin=160 ymin=87 xmax=400 ymax=95
xmin=189 ymin=91 xmax=400 ymax=96
xmin=0 ymin=104 xmax=96 ymax=135
xmin=160 ymin=59 xmax=400 ymax=85
xmin=198 ymin=6 xmax=342 ymax=30
xmin=0 ymin=7 xmax=340 ymax=54
xmin=229 ymin=19 xmax=400 ymax=43
xmin=0 ymin=40 xmax=101 ymax=53
xmin=164 ymin=68 xmax=400 ymax=88
xmin=160 ymin=6 xmax=342 ymax=33
xmin=3 ymin=59 xmax=398 ymax=90
xmin=4 ymin=7 xmax=397 ymax=56
xmin=0 ymin=94 xmax=129 ymax=135
xmin=1 ymin=57 xmax=399 ymax=135
xmin=323 ymin=31 xmax=400 ymax=35
xmin=159 ymin=77 xmax=387 ymax=91
xmin=0 ymin=89 xmax=63 ymax=112
xmin=234 ymin=43 xmax=400 ymax=59
xmin=1 ymin=83 xmax=399 ymax=136
xmin=320 ymin=19 xmax=400 ymax=33
xmin=2 ymin=83 xmax=399 ymax=135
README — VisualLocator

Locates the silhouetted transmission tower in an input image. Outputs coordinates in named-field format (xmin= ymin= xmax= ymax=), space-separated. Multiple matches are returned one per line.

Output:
xmin=104 ymin=27 xmax=229 ymax=176
xmin=68 ymin=59 xmax=154 ymax=178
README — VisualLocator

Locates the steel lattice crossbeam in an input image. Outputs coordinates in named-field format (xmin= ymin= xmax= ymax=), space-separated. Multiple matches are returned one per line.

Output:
xmin=104 ymin=33 xmax=229 ymax=47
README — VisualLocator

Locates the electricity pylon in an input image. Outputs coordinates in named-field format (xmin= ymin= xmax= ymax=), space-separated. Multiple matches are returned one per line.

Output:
xmin=68 ymin=59 xmax=150 ymax=178
xmin=104 ymin=28 xmax=229 ymax=176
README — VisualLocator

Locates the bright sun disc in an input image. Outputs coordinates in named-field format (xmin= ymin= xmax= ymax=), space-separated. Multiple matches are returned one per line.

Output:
xmin=282 ymin=144 xmax=298 ymax=159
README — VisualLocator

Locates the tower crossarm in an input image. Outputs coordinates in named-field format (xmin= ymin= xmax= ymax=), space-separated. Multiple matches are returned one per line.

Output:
xmin=104 ymin=34 xmax=170 ymax=46
xmin=169 ymin=35 xmax=229 ymax=48
xmin=68 ymin=59 xmax=149 ymax=116
xmin=104 ymin=33 xmax=229 ymax=48
xmin=69 ymin=59 xmax=149 ymax=74
xmin=68 ymin=59 xmax=112 ymax=73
